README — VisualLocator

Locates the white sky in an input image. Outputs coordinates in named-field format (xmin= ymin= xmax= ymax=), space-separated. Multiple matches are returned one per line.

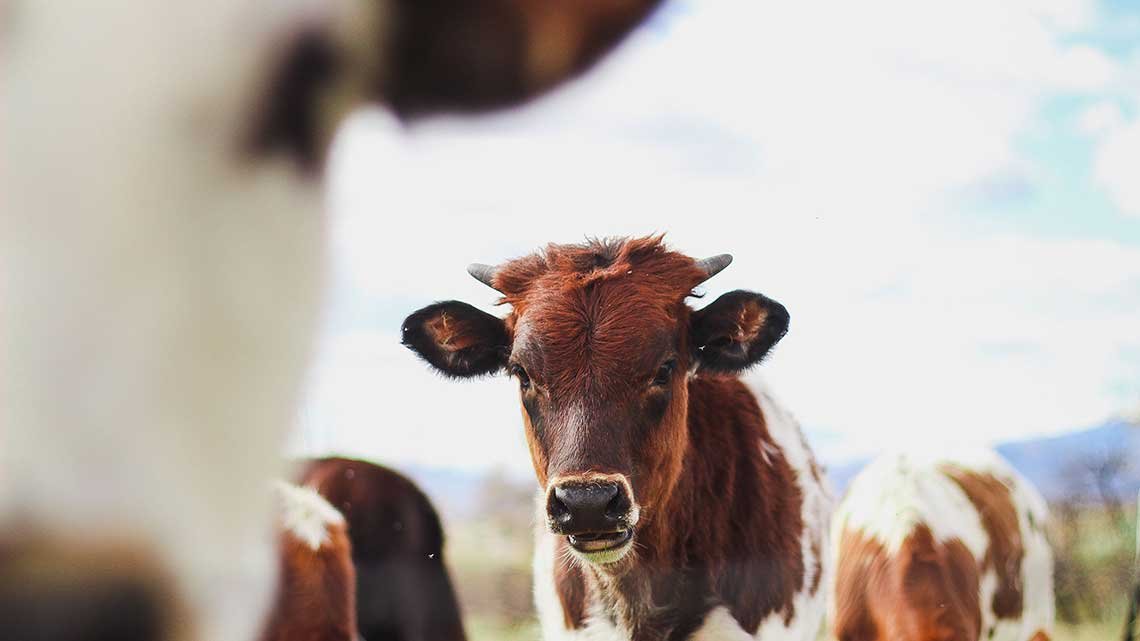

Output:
xmin=297 ymin=0 xmax=1140 ymax=476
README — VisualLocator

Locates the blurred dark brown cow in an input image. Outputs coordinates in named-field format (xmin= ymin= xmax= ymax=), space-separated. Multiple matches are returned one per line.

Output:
xmin=4 ymin=3 xmax=667 ymax=640
xmin=299 ymin=458 xmax=466 ymax=641
xmin=402 ymin=237 xmax=833 ymax=641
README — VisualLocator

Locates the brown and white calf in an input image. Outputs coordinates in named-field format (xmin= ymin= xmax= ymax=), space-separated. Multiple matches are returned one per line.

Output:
xmin=402 ymin=237 xmax=832 ymax=641
xmin=299 ymin=457 xmax=467 ymax=641
xmin=260 ymin=483 xmax=357 ymax=641
xmin=830 ymin=450 xmax=1054 ymax=641
xmin=3 ymin=3 xmax=666 ymax=640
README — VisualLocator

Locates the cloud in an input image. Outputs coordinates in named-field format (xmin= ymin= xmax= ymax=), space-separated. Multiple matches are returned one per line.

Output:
xmin=1094 ymin=115 xmax=1140 ymax=217
xmin=1086 ymin=47 xmax=1140 ymax=217
xmin=1078 ymin=101 xmax=1126 ymax=136
xmin=301 ymin=0 xmax=1139 ymax=470
xmin=953 ymin=171 xmax=1037 ymax=207
xmin=1048 ymin=45 xmax=1117 ymax=91
xmin=293 ymin=331 xmax=531 ymax=473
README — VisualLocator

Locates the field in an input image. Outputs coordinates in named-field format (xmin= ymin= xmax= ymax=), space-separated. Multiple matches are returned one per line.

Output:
xmin=466 ymin=617 xmax=542 ymax=641
xmin=443 ymin=472 xmax=1138 ymax=641
xmin=464 ymin=615 xmax=1125 ymax=641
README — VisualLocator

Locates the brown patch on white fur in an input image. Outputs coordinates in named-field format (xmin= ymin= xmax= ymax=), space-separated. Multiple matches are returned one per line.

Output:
xmin=247 ymin=0 xmax=669 ymax=166
xmin=833 ymin=525 xmax=981 ymax=641
xmin=520 ymin=0 xmax=654 ymax=87
xmin=939 ymin=465 xmax=1025 ymax=620
xmin=809 ymin=535 xmax=823 ymax=595
xmin=375 ymin=0 xmax=669 ymax=118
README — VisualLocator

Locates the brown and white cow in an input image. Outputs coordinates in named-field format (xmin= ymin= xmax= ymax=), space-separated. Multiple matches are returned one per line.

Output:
xmin=830 ymin=450 xmax=1054 ymax=641
xmin=401 ymin=237 xmax=833 ymax=641
xmin=3 ymin=3 xmax=667 ymax=640
xmin=299 ymin=457 xmax=467 ymax=641
xmin=261 ymin=482 xmax=357 ymax=641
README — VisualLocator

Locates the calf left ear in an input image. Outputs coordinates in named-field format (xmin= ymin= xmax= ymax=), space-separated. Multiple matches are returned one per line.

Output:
xmin=401 ymin=301 xmax=510 ymax=377
xmin=690 ymin=290 xmax=789 ymax=373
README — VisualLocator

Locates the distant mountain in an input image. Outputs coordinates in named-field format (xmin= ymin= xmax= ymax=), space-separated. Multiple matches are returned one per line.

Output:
xmin=996 ymin=419 xmax=1140 ymax=504
xmin=825 ymin=419 xmax=1140 ymax=504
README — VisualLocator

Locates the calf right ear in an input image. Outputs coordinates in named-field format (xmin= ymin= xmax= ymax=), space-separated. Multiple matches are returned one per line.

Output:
xmin=401 ymin=301 xmax=510 ymax=378
xmin=690 ymin=290 xmax=789 ymax=374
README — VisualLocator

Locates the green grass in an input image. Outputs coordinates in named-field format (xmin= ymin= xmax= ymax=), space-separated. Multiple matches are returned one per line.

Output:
xmin=466 ymin=615 xmax=541 ymax=641
xmin=1055 ymin=619 xmax=1125 ymax=641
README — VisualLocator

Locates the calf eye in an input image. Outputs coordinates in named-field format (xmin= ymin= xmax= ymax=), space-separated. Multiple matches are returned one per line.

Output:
xmin=651 ymin=360 xmax=676 ymax=387
xmin=510 ymin=364 xmax=531 ymax=391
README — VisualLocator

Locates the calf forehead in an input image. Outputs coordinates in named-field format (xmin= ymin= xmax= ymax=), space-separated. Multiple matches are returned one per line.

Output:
xmin=514 ymin=286 xmax=681 ymax=381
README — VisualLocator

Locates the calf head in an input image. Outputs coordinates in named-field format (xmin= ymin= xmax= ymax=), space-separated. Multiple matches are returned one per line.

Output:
xmin=402 ymin=237 xmax=789 ymax=566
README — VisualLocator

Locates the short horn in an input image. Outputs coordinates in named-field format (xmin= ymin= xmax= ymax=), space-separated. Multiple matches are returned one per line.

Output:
xmin=695 ymin=254 xmax=733 ymax=281
xmin=467 ymin=263 xmax=498 ymax=289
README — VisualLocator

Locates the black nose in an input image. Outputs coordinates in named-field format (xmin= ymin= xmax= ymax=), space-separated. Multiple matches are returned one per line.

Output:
xmin=548 ymin=482 xmax=631 ymax=534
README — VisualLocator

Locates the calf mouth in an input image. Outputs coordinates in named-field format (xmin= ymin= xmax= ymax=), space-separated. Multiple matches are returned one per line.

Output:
xmin=566 ymin=528 xmax=633 ymax=564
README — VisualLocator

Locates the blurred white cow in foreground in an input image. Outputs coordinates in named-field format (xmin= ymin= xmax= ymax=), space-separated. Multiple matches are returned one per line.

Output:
xmin=1 ymin=1 xmax=665 ymax=639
